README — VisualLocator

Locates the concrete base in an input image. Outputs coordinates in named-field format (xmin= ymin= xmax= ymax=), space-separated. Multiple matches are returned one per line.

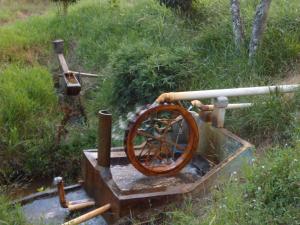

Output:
xmin=82 ymin=128 xmax=253 ymax=224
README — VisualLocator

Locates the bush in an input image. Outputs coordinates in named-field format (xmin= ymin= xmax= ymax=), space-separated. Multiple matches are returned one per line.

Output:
xmin=159 ymin=0 xmax=194 ymax=11
xmin=0 ymin=195 xmax=28 ymax=225
xmin=110 ymin=43 xmax=197 ymax=112
xmin=227 ymin=92 xmax=300 ymax=145
xmin=169 ymin=147 xmax=300 ymax=225
xmin=0 ymin=65 xmax=58 ymax=182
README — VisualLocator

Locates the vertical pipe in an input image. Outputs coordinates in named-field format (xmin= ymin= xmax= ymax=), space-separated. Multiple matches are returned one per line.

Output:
xmin=52 ymin=39 xmax=64 ymax=54
xmin=98 ymin=110 xmax=112 ymax=167
xmin=212 ymin=96 xmax=228 ymax=128
xmin=53 ymin=177 xmax=68 ymax=208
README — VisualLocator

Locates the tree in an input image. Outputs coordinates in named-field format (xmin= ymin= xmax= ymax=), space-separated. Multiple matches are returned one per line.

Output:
xmin=230 ymin=0 xmax=272 ymax=59
xmin=230 ymin=0 xmax=245 ymax=50
xmin=249 ymin=0 xmax=272 ymax=58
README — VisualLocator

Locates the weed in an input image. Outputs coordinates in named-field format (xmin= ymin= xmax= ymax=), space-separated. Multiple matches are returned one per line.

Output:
xmin=0 ymin=65 xmax=58 ymax=182
xmin=168 ymin=146 xmax=300 ymax=225
xmin=0 ymin=194 xmax=29 ymax=225
xmin=0 ymin=0 xmax=300 ymax=184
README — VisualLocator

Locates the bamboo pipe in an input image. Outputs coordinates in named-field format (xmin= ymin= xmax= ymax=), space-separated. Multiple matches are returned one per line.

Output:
xmin=62 ymin=204 xmax=111 ymax=225
xmin=53 ymin=177 xmax=95 ymax=211
xmin=155 ymin=84 xmax=300 ymax=103
xmin=67 ymin=200 xmax=95 ymax=211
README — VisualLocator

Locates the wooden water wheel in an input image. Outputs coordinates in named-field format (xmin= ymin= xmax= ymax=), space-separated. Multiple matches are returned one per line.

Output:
xmin=124 ymin=104 xmax=199 ymax=176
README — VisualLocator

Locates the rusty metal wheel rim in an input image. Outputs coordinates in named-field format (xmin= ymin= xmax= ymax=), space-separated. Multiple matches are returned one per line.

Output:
xmin=124 ymin=104 xmax=199 ymax=176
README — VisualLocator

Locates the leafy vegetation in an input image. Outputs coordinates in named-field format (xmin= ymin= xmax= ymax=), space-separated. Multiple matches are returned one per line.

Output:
xmin=159 ymin=0 xmax=194 ymax=11
xmin=0 ymin=0 xmax=299 ymax=224
xmin=0 ymin=194 xmax=29 ymax=225
xmin=0 ymin=65 xmax=58 ymax=182
xmin=169 ymin=146 xmax=300 ymax=225
xmin=0 ymin=0 xmax=299 ymax=189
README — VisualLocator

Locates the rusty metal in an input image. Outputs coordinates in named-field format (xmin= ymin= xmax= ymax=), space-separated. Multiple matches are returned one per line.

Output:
xmin=98 ymin=110 xmax=112 ymax=167
xmin=53 ymin=177 xmax=95 ymax=212
xmin=191 ymin=100 xmax=252 ymax=111
xmin=124 ymin=104 xmax=199 ymax=176
xmin=82 ymin=125 xmax=254 ymax=224
xmin=53 ymin=177 xmax=68 ymax=208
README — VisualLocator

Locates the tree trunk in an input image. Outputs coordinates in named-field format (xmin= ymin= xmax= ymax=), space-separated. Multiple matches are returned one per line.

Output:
xmin=249 ymin=0 xmax=272 ymax=59
xmin=63 ymin=1 xmax=68 ymax=16
xmin=230 ymin=0 xmax=245 ymax=50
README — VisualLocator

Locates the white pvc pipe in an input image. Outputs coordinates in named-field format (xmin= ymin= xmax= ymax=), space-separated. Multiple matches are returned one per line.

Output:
xmin=156 ymin=84 xmax=300 ymax=103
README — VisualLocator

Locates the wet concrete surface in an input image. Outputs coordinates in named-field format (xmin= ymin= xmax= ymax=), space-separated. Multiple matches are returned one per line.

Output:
xmin=111 ymin=156 xmax=209 ymax=192
xmin=22 ymin=189 xmax=107 ymax=225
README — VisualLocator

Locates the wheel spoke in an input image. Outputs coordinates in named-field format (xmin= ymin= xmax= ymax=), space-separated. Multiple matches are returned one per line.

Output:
xmin=125 ymin=104 xmax=198 ymax=176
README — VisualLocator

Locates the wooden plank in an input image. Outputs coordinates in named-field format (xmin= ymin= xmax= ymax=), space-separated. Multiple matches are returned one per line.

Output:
xmin=58 ymin=54 xmax=69 ymax=73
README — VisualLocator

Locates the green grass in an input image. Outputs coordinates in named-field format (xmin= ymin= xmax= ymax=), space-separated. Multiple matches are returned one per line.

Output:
xmin=0 ymin=0 xmax=299 ymax=182
xmin=169 ymin=146 xmax=300 ymax=225
xmin=0 ymin=194 xmax=29 ymax=225
xmin=0 ymin=65 xmax=58 ymax=182
xmin=0 ymin=0 xmax=53 ymax=25
xmin=0 ymin=0 xmax=299 ymax=224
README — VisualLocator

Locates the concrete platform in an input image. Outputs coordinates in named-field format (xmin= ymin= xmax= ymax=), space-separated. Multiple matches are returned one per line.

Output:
xmin=82 ymin=127 xmax=254 ymax=224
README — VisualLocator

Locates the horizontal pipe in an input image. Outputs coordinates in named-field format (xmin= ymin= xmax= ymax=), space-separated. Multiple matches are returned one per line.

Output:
xmin=62 ymin=204 xmax=111 ymax=225
xmin=191 ymin=100 xmax=253 ymax=111
xmin=68 ymin=200 xmax=95 ymax=211
xmin=156 ymin=84 xmax=300 ymax=103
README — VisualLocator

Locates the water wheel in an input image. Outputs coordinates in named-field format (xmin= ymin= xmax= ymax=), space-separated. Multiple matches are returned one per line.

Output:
xmin=124 ymin=103 xmax=199 ymax=176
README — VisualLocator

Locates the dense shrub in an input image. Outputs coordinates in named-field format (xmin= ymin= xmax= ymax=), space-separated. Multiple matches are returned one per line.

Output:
xmin=159 ymin=0 xmax=194 ymax=11
xmin=0 ymin=195 xmax=28 ymax=225
xmin=227 ymin=92 xmax=300 ymax=145
xmin=110 ymin=43 xmax=196 ymax=112
xmin=170 ymin=147 xmax=300 ymax=225
xmin=0 ymin=65 xmax=58 ymax=182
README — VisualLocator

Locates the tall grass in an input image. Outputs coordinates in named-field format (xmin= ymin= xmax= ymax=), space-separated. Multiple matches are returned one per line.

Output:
xmin=0 ymin=65 xmax=58 ymax=182
xmin=169 ymin=146 xmax=300 ymax=225
xmin=0 ymin=0 xmax=299 ymax=181
xmin=0 ymin=194 xmax=29 ymax=225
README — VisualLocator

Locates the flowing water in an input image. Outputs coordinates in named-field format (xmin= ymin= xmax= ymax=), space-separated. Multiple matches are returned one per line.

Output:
xmin=22 ymin=188 xmax=107 ymax=225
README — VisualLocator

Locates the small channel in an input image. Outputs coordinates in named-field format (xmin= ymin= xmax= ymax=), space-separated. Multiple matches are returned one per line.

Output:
xmin=21 ymin=188 xmax=107 ymax=225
